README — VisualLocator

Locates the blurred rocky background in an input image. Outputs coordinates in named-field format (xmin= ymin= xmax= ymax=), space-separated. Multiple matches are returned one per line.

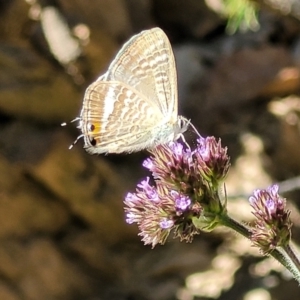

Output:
xmin=1 ymin=0 xmax=300 ymax=299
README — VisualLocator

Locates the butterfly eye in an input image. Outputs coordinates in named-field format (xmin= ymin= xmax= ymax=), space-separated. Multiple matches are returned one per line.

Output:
xmin=88 ymin=123 xmax=95 ymax=132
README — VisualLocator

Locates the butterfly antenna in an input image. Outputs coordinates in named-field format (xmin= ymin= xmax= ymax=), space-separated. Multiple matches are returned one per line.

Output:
xmin=61 ymin=117 xmax=82 ymax=149
xmin=61 ymin=117 xmax=81 ymax=127
xmin=69 ymin=133 xmax=84 ymax=149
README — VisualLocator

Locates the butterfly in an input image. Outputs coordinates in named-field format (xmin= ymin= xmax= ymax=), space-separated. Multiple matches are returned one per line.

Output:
xmin=69 ymin=27 xmax=191 ymax=154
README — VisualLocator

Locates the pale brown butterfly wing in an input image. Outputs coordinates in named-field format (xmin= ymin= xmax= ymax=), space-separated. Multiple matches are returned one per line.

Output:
xmin=103 ymin=27 xmax=178 ymax=119
xmin=76 ymin=28 xmax=187 ymax=154
xmin=79 ymin=81 xmax=177 ymax=154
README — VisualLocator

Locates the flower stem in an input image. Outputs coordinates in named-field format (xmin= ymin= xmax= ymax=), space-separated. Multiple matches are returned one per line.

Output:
xmin=219 ymin=212 xmax=251 ymax=238
xmin=219 ymin=213 xmax=300 ymax=284
xmin=280 ymin=243 xmax=300 ymax=283
xmin=283 ymin=243 xmax=300 ymax=270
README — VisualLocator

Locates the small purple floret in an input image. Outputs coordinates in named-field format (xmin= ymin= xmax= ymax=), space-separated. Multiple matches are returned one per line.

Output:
xmin=125 ymin=212 xmax=136 ymax=224
xmin=160 ymin=218 xmax=174 ymax=229
xmin=138 ymin=177 xmax=160 ymax=202
xmin=175 ymin=195 xmax=191 ymax=211
xmin=143 ymin=158 xmax=154 ymax=170
xmin=266 ymin=198 xmax=276 ymax=213
xmin=170 ymin=190 xmax=191 ymax=211
xmin=125 ymin=192 xmax=138 ymax=202
xmin=197 ymin=138 xmax=210 ymax=161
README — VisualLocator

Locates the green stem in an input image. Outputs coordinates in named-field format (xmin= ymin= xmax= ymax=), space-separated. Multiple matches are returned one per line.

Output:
xmin=219 ymin=212 xmax=251 ymax=238
xmin=284 ymin=243 xmax=300 ymax=270
xmin=280 ymin=243 xmax=300 ymax=283
xmin=219 ymin=213 xmax=300 ymax=284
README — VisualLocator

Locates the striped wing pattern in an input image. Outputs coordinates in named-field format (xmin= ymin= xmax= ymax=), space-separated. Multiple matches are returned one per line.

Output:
xmin=78 ymin=28 xmax=181 ymax=154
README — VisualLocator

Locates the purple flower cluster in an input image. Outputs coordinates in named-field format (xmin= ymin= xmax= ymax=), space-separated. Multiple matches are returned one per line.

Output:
xmin=249 ymin=184 xmax=292 ymax=254
xmin=195 ymin=137 xmax=230 ymax=185
xmin=124 ymin=137 xmax=230 ymax=247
